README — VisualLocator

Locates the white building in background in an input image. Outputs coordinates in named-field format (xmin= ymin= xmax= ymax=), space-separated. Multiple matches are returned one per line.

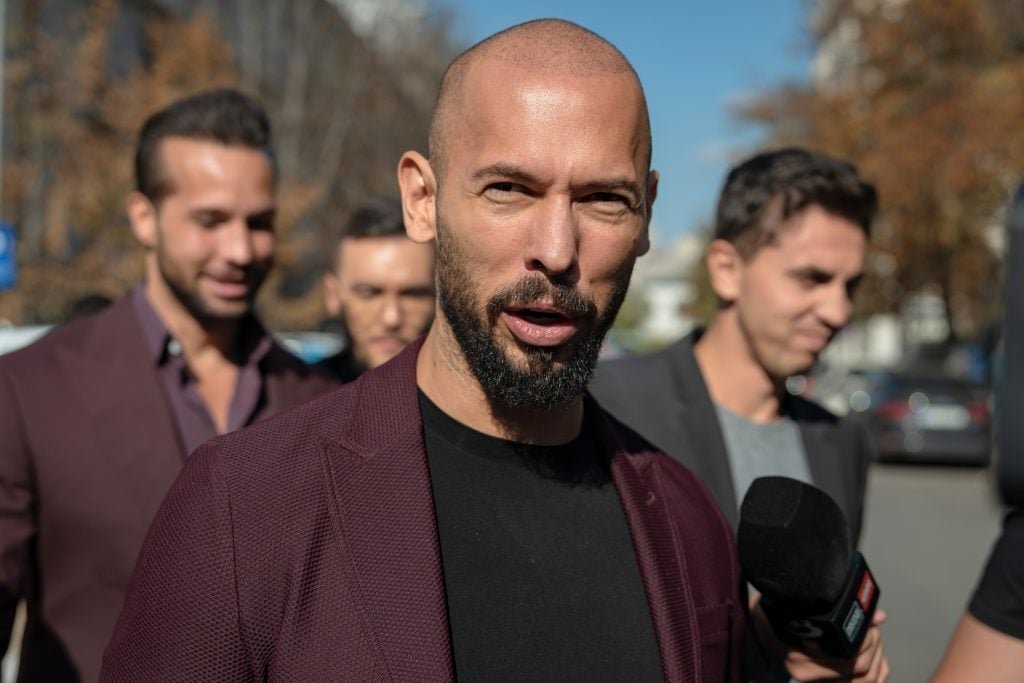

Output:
xmin=627 ymin=232 xmax=706 ymax=347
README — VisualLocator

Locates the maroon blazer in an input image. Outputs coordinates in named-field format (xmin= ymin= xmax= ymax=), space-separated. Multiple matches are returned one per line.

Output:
xmin=102 ymin=340 xmax=745 ymax=682
xmin=0 ymin=295 xmax=336 ymax=682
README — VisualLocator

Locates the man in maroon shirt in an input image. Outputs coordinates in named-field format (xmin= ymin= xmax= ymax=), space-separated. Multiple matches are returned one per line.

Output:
xmin=0 ymin=89 xmax=335 ymax=682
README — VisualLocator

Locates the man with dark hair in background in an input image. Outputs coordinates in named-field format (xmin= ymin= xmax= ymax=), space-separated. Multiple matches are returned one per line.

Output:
xmin=0 ymin=88 xmax=335 ymax=682
xmin=102 ymin=19 xmax=748 ymax=681
xmin=320 ymin=197 xmax=435 ymax=382
xmin=592 ymin=147 xmax=889 ymax=681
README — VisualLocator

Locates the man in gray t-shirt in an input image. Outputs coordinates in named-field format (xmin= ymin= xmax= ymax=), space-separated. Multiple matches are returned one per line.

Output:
xmin=593 ymin=148 xmax=889 ymax=682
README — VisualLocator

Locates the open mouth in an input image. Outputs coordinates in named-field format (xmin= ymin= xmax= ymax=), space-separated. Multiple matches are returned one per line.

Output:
xmin=504 ymin=305 xmax=578 ymax=347
xmin=517 ymin=308 xmax=571 ymax=324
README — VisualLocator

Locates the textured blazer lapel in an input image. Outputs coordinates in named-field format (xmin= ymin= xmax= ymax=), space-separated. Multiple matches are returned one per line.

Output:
xmin=796 ymin=416 xmax=861 ymax=541
xmin=799 ymin=421 xmax=842 ymax=501
xmin=593 ymin=400 xmax=700 ymax=682
xmin=672 ymin=333 xmax=739 ymax=526
xmin=319 ymin=341 xmax=453 ymax=681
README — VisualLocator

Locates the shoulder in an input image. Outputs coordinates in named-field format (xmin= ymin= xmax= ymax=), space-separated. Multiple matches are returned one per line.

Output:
xmin=208 ymin=380 xmax=355 ymax=475
xmin=594 ymin=338 xmax=684 ymax=384
xmin=591 ymin=336 xmax=694 ymax=410
xmin=0 ymin=299 xmax=132 ymax=378
xmin=600 ymin=404 xmax=729 ymax=531
xmin=969 ymin=508 xmax=1024 ymax=639
xmin=316 ymin=349 xmax=361 ymax=384
xmin=788 ymin=393 xmax=841 ymax=424
xmin=262 ymin=340 xmax=341 ymax=397
xmin=789 ymin=394 xmax=870 ymax=446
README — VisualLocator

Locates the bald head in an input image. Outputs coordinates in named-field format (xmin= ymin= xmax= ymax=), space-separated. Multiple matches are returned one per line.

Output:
xmin=428 ymin=19 xmax=652 ymax=184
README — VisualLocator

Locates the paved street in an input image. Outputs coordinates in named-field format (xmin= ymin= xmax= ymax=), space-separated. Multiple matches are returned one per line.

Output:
xmin=860 ymin=462 xmax=1005 ymax=682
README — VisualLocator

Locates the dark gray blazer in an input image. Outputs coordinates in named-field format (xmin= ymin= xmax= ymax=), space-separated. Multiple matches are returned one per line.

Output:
xmin=590 ymin=331 xmax=871 ymax=544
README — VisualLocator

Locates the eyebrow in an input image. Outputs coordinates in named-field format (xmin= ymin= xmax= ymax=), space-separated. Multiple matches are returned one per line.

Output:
xmin=470 ymin=163 xmax=643 ymax=202
xmin=187 ymin=207 xmax=276 ymax=220
xmin=471 ymin=163 xmax=542 ymax=186
xmin=787 ymin=265 xmax=865 ymax=286
xmin=787 ymin=265 xmax=834 ymax=280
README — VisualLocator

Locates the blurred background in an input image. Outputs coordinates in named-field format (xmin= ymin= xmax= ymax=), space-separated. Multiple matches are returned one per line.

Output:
xmin=0 ymin=0 xmax=1020 ymax=680
xmin=0 ymin=0 xmax=1020 ymax=364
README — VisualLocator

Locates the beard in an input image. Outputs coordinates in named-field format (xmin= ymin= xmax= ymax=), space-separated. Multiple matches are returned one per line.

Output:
xmin=435 ymin=214 xmax=631 ymax=410
xmin=154 ymin=220 xmax=269 ymax=325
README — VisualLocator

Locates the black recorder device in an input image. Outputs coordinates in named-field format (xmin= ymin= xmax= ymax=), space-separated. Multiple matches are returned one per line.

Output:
xmin=738 ymin=476 xmax=880 ymax=658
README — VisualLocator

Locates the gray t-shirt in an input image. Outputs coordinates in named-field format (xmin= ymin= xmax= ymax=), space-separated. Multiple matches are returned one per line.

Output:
xmin=717 ymin=405 xmax=812 ymax=683
xmin=715 ymin=404 xmax=812 ymax=510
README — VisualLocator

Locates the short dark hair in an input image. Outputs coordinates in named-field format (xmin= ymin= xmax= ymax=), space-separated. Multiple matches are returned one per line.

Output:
xmin=714 ymin=147 xmax=877 ymax=259
xmin=135 ymin=88 xmax=275 ymax=205
xmin=339 ymin=197 xmax=406 ymax=241
xmin=329 ymin=198 xmax=408 ymax=272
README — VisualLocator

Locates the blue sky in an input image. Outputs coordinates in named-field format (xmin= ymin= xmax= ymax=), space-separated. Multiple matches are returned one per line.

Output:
xmin=430 ymin=1 xmax=811 ymax=246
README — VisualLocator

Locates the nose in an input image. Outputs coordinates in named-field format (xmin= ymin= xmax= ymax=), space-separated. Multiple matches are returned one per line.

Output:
xmin=524 ymin=199 xmax=579 ymax=282
xmin=380 ymin=295 xmax=402 ymax=330
xmin=220 ymin=220 xmax=254 ymax=266
xmin=818 ymin=283 xmax=853 ymax=330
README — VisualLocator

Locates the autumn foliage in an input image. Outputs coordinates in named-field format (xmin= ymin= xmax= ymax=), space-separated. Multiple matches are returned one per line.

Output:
xmin=0 ymin=0 xmax=454 ymax=328
xmin=738 ymin=0 xmax=1024 ymax=342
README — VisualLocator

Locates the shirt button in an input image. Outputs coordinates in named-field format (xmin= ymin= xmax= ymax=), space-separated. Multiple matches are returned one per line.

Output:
xmin=646 ymin=491 xmax=657 ymax=505
xmin=167 ymin=339 xmax=182 ymax=356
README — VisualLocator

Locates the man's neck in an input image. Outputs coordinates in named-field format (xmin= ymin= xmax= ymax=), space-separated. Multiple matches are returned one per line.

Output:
xmin=693 ymin=316 xmax=784 ymax=424
xmin=415 ymin=327 xmax=584 ymax=446
xmin=143 ymin=277 xmax=240 ymax=361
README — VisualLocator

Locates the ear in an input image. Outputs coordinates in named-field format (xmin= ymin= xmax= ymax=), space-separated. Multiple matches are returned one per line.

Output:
xmin=323 ymin=271 xmax=342 ymax=318
xmin=397 ymin=151 xmax=437 ymax=244
xmin=705 ymin=238 xmax=744 ymax=303
xmin=127 ymin=192 xmax=158 ymax=249
xmin=637 ymin=169 xmax=659 ymax=257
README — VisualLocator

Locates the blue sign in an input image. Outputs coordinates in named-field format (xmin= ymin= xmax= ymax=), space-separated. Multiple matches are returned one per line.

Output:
xmin=0 ymin=222 xmax=17 ymax=291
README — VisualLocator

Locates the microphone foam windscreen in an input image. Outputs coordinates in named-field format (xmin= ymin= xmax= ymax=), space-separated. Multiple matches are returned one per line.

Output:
xmin=737 ymin=476 xmax=853 ymax=610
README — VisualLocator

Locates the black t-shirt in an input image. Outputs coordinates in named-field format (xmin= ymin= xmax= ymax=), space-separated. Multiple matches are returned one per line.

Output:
xmin=420 ymin=391 xmax=663 ymax=682
xmin=969 ymin=507 xmax=1024 ymax=639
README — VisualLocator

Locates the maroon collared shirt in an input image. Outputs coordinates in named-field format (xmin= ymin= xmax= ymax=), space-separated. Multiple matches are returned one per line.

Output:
xmin=130 ymin=287 xmax=272 ymax=456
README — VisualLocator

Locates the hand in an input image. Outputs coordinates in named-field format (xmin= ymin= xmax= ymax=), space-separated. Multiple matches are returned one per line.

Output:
xmin=750 ymin=597 xmax=891 ymax=682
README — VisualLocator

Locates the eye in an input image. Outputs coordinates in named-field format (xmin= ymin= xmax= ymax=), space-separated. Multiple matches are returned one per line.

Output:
xmin=578 ymin=192 xmax=634 ymax=222
xmin=194 ymin=212 xmax=224 ymax=229
xmin=483 ymin=182 xmax=530 ymax=202
xmin=401 ymin=286 xmax=435 ymax=300
xmin=793 ymin=269 xmax=831 ymax=289
xmin=584 ymin=192 xmax=630 ymax=205
xmin=352 ymin=285 xmax=382 ymax=300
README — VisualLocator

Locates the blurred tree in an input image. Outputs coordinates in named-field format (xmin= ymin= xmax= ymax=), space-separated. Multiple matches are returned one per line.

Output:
xmin=682 ymin=231 xmax=716 ymax=328
xmin=737 ymin=0 xmax=1024 ymax=343
xmin=0 ymin=0 xmax=456 ymax=328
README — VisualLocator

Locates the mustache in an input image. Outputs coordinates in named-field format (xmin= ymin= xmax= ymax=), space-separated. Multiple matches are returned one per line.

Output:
xmin=486 ymin=275 xmax=597 ymax=323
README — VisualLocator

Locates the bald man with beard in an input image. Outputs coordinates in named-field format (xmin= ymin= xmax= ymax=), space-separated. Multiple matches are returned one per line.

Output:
xmin=101 ymin=20 xmax=744 ymax=681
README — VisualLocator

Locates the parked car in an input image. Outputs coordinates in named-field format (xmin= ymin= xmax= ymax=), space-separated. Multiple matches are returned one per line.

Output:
xmin=851 ymin=372 xmax=992 ymax=465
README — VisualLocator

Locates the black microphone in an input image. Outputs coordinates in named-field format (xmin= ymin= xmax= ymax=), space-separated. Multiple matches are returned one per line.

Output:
xmin=737 ymin=476 xmax=880 ymax=658
xmin=999 ymin=182 xmax=1024 ymax=505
